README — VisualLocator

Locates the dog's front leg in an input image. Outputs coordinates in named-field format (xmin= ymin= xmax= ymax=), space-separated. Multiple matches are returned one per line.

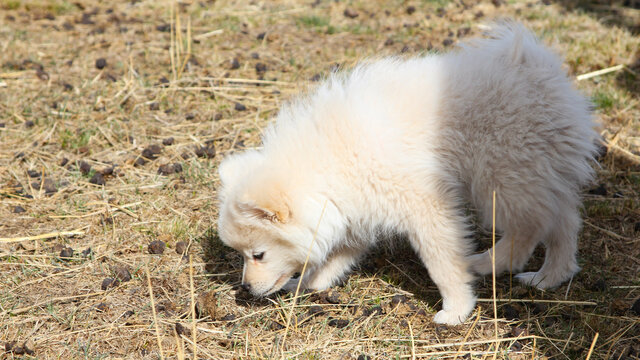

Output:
xmin=406 ymin=198 xmax=476 ymax=325
xmin=303 ymin=246 xmax=364 ymax=291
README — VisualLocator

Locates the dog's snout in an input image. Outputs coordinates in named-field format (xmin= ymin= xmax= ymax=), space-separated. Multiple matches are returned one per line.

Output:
xmin=240 ymin=283 xmax=252 ymax=292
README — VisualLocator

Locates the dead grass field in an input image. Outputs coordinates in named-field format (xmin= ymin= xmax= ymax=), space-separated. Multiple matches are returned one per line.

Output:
xmin=1 ymin=0 xmax=639 ymax=359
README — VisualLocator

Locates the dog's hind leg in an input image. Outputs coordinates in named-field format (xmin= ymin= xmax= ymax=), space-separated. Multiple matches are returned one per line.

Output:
xmin=468 ymin=229 xmax=542 ymax=277
xmin=515 ymin=207 xmax=581 ymax=289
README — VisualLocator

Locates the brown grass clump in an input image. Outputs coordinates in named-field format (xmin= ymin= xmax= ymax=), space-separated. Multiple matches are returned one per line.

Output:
xmin=1 ymin=0 xmax=639 ymax=359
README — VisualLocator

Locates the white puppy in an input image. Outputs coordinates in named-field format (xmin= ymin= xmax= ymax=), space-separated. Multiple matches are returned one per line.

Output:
xmin=217 ymin=22 xmax=598 ymax=325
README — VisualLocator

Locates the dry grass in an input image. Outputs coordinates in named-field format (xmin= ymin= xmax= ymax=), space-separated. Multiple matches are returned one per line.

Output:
xmin=1 ymin=0 xmax=639 ymax=359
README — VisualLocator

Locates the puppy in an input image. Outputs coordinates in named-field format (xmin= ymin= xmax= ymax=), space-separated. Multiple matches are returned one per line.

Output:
xmin=217 ymin=22 xmax=598 ymax=325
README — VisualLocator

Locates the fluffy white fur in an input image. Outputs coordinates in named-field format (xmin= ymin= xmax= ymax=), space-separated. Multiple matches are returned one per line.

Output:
xmin=217 ymin=22 xmax=598 ymax=325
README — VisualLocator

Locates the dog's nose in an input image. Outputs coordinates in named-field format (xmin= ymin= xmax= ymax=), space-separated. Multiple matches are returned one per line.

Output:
xmin=240 ymin=283 xmax=251 ymax=292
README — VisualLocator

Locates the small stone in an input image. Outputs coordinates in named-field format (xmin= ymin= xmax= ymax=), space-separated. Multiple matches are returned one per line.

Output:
xmin=78 ymin=160 xmax=92 ymax=174
xmin=60 ymin=247 xmax=74 ymax=259
xmin=631 ymin=297 xmax=640 ymax=316
xmin=234 ymin=102 xmax=247 ymax=111
xmin=307 ymin=305 xmax=324 ymax=316
xmin=357 ymin=355 xmax=372 ymax=360
xmin=384 ymin=38 xmax=394 ymax=46
xmin=269 ymin=321 xmax=285 ymax=330
xmin=162 ymin=137 xmax=174 ymax=146
xmin=148 ymin=240 xmax=166 ymax=254
xmin=250 ymin=52 xmax=260 ymax=59
xmin=36 ymin=69 xmax=49 ymax=81
xmin=95 ymin=302 xmax=109 ymax=312
xmin=175 ymin=241 xmax=188 ymax=255
xmin=158 ymin=163 xmax=182 ymax=175
xmin=221 ymin=313 xmax=236 ymax=321
xmin=510 ymin=340 xmax=523 ymax=351
xmin=588 ymin=184 xmax=607 ymax=196
xmin=255 ymin=62 xmax=267 ymax=73
xmin=158 ymin=163 xmax=176 ymax=175
xmin=323 ymin=290 xmax=341 ymax=304
xmin=175 ymin=323 xmax=191 ymax=336
xmin=95 ymin=58 xmax=107 ymax=69
xmin=82 ymin=248 xmax=92 ymax=257
xmin=391 ymin=294 xmax=408 ymax=307
xmin=328 ymin=318 xmax=349 ymax=328
xmin=442 ymin=38 xmax=454 ymax=47
xmin=134 ymin=157 xmax=147 ymax=167
xmin=344 ymin=8 xmax=359 ymax=18
xmin=590 ymin=278 xmax=607 ymax=292
xmin=142 ymin=144 xmax=162 ymax=160
xmin=230 ymin=58 xmax=240 ymax=70
xmin=52 ymin=244 xmax=65 ymax=253
xmin=100 ymin=166 xmax=114 ymax=176
xmin=13 ymin=206 xmax=26 ymax=213
xmin=501 ymin=304 xmax=520 ymax=320
xmin=256 ymin=32 xmax=266 ymax=40
xmin=113 ymin=266 xmax=132 ymax=282
xmin=101 ymin=277 xmax=118 ymax=290
xmin=406 ymin=5 xmax=416 ymax=14
xmin=59 ymin=157 xmax=69 ymax=166
xmin=89 ymin=172 xmax=105 ymax=185
xmin=25 ymin=120 xmax=35 ymax=128
xmin=532 ymin=302 xmax=547 ymax=315
xmin=156 ymin=24 xmax=170 ymax=32
xmin=363 ymin=306 xmax=384 ymax=317
xmin=195 ymin=145 xmax=216 ymax=158
xmin=149 ymin=102 xmax=160 ymax=111
xmin=185 ymin=113 xmax=195 ymax=120
xmin=510 ymin=325 xmax=529 ymax=337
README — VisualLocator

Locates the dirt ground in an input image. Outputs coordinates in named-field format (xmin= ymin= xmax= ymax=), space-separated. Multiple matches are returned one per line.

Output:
xmin=1 ymin=0 xmax=639 ymax=359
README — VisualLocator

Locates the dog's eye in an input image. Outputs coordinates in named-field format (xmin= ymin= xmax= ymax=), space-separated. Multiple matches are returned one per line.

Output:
xmin=252 ymin=252 xmax=264 ymax=260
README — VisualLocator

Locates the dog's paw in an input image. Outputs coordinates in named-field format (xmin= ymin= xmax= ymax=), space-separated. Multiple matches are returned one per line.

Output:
xmin=281 ymin=278 xmax=306 ymax=292
xmin=433 ymin=309 xmax=469 ymax=325
xmin=515 ymin=272 xmax=551 ymax=290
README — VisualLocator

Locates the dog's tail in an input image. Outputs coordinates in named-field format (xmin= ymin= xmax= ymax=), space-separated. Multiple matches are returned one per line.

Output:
xmin=464 ymin=20 xmax=557 ymax=68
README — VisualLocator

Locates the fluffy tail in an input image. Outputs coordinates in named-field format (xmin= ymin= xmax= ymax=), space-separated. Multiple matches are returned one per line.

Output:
xmin=464 ymin=21 xmax=557 ymax=68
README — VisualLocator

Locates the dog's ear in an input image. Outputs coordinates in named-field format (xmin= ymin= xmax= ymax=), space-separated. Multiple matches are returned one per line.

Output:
xmin=219 ymin=150 xmax=264 ymax=185
xmin=238 ymin=196 xmax=290 ymax=224
xmin=239 ymin=179 xmax=291 ymax=223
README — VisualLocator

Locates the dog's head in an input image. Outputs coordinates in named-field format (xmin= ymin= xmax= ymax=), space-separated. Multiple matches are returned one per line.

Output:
xmin=216 ymin=150 xmax=316 ymax=297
